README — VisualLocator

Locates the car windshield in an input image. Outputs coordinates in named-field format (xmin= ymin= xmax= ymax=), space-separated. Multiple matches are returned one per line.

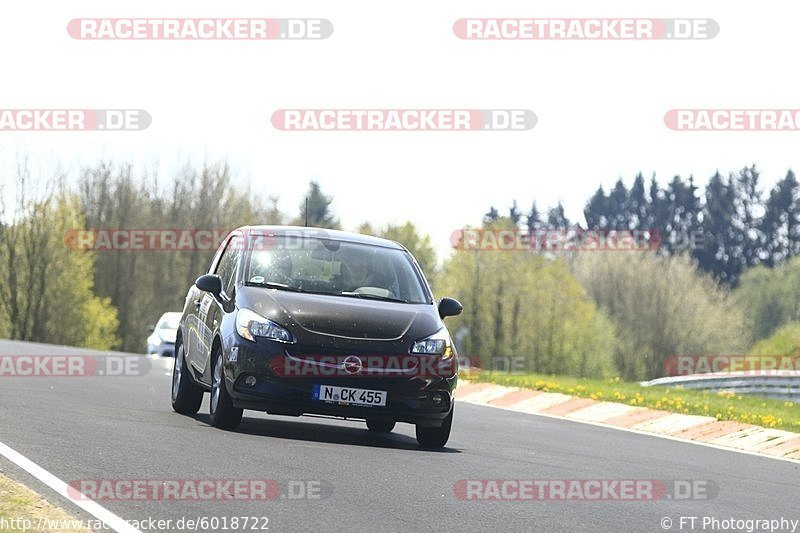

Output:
xmin=245 ymin=235 xmax=430 ymax=304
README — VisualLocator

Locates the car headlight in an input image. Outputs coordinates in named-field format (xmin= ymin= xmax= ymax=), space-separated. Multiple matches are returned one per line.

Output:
xmin=411 ymin=328 xmax=454 ymax=359
xmin=236 ymin=308 xmax=294 ymax=343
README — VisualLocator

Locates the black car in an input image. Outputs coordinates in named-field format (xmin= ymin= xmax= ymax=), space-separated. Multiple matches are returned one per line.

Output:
xmin=171 ymin=226 xmax=463 ymax=448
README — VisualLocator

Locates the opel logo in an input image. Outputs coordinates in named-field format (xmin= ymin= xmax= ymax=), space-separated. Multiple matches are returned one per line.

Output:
xmin=342 ymin=355 xmax=363 ymax=374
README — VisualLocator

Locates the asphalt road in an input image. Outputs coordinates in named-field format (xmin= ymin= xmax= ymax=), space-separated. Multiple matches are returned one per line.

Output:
xmin=0 ymin=339 xmax=798 ymax=533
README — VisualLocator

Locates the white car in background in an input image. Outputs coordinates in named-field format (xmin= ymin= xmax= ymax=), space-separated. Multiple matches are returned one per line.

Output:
xmin=146 ymin=312 xmax=181 ymax=357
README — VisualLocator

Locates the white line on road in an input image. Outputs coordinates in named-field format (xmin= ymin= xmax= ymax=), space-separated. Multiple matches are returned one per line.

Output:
xmin=0 ymin=441 xmax=141 ymax=533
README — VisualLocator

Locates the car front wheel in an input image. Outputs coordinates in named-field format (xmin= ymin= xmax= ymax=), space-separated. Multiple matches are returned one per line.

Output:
xmin=209 ymin=351 xmax=243 ymax=430
xmin=171 ymin=344 xmax=203 ymax=415
xmin=415 ymin=407 xmax=453 ymax=448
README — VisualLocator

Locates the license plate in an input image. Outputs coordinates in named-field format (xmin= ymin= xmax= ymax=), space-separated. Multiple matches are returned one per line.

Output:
xmin=312 ymin=384 xmax=387 ymax=407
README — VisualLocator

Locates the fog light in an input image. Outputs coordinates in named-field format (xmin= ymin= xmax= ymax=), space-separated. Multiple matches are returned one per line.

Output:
xmin=244 ymin=375 xmax=257 ymax=387
xmin=432 ymin=393 xmax=444 ymax=406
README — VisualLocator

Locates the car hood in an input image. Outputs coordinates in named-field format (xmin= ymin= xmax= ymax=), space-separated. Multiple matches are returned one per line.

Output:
xmin=238 ymin=286 xmax=440 ymax=342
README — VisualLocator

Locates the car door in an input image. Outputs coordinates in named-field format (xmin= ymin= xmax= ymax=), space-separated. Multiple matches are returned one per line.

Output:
xmin=194 ymin=232 xmax=243 ymax=384
xmin=185 ymin=234 xmax=232 ymax=376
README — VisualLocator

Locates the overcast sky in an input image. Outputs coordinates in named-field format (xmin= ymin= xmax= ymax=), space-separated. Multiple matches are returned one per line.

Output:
xmin=1 ymin=1 xmax=797 ymax=261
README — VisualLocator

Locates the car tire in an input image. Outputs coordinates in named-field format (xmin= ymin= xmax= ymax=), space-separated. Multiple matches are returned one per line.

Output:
xmin=171 ymin=344 xmax=203 ymax=415
xmin=209 ymin=351 xmax=243 ymax=430
xmin=415 ymin=406 xmax=453 ymax=448
xmin=366 ymin=419 xmax=395 ymax=433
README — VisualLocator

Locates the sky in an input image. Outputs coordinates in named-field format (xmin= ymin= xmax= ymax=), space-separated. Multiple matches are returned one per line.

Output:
xmin=1 ymin=1 xmax=798 ymax=261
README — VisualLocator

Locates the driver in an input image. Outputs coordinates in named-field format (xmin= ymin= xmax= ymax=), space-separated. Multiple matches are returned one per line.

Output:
xmin=340 ymin=249 xmax=372 ymax=291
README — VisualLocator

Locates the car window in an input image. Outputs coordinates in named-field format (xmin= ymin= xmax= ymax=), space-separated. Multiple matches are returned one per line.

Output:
xmin=215 ymin=235 xmax=242 ymax=296
xmin=246 ymin=235 xmax=430 ymax=304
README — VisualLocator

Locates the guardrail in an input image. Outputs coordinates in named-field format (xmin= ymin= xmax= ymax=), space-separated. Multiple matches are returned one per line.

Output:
xmin=641 ymin=371 xmax=800 ymax=400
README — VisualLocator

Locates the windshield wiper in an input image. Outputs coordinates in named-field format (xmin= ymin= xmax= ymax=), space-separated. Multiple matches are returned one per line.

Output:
xmin=245 ymin=281 xmax=305 ymax=292
xmin=339 ymin=291 xmax=408 ymax=303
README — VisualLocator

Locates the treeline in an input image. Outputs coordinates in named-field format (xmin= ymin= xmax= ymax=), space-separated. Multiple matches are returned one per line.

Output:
xmin=79 ymin=162 xmax=282 ymax=351
xmin=438 ymin=218 xmax=748 ymax=380
xmin=1 ymin=161 xmax=797 ymax=381
xmin=485 ymin=166 xmax=800 ymax=286
xmin=0 ymin=162 xmax=345 ymax=351
xmin=0 ymin=161 xmax=435 ymax=353
xmin=0 ymin=170 xmax=118 ymax=348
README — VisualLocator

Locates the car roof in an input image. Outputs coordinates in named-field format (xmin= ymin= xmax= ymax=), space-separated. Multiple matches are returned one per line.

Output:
xmin=234 ymin=225 xmax=406 ymax=251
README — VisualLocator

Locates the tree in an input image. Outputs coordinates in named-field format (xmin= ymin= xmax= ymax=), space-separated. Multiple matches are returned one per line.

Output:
xmin=607 ymin=179 xmax=630 ymax=229
xmin=760 ymin=170 xmax=800 ymax=267
xmin=509 ymin=201 xmax=522 ymax=227
xmin=750 ymin=322 xmax=800 ymax=356
xmin=736 ymin=256 xmax=800 ymax=341
xmin=546 ymin=202 xmax=570 ymax=228
xmin=526 ymin=202 xmax=543 ymax=232
xmin=78 ymin=161 xmax=282 ymax=351
xmin=439 ymin=218 xmax=616 ymax=378
xmin=0 ymin=167 xmax=119 ymax=349
xmin=647 ymin=175 xmax=668 ymax=232
xmin=663 ymin=175 xmax=702 ymax=255
xmin=730 ymin=165 xmax=765 ymax=269
xmin=696 ymin=171 xmax=738 ymax=284
xmin=296 ymin=181 xmax=339 ymax=229
xmin=369 ymin=222 xmax=437 ymax=279
xmin=483 ymin=206 xmax=500 ymax=225
xmin=584 ymin=186 xmax=608 ymax=229
xmin=570 ymin=252 xmax=749 ymax=379
xmin=626 ymin=173 xmax=650 ymax=229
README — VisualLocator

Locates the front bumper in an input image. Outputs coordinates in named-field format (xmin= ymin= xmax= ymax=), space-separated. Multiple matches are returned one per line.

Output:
xmin=224 ymin=344 xmax=456 ymax=427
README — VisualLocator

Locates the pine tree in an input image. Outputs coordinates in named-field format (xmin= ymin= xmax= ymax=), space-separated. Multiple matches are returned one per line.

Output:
xmin=547 ymin=202 xmax=570 ymax=228
xmin=526 ymin=201 xmax=543 ymax=232
xmin=509 ymin=200 xmax=522 ymax=227
xmin=483 ymin=206 xmax=500 ymax=225
xmin=298 ymin=181 xmax=340 ymax=228
xmin=664 ymin=175 xmax=702 ymax=255
xmin=607 ymin=179 xmax=630 ymax=229
xmin=730 ymin=165 xmax=764 ymax=269
xmin=584 ymin=187 xmax=608 ymax=229
xmin=697 ymin=171 xmax=739 ymax=284
xmin=761 ymin=170 xmax=800 ymax=266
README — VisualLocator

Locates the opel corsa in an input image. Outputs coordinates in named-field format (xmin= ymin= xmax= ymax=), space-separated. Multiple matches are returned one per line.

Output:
xmin=171 ymin=226 xmax=462 ymax=448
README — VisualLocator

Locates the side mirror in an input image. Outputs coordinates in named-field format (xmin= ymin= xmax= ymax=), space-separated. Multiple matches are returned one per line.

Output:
xmin=195 ymin=274 xmax=223 ymax=298
xmin=148 ymin=325 xmax=155 ymax=333
xmin=438 ymin=297 xmax=463 ymax=319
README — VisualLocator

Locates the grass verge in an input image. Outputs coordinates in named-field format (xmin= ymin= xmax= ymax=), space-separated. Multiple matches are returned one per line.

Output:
xmin=471 ymin=371 xmax=800 ymax=432
xmin=0 ymin=471 xmax=89 ymax=532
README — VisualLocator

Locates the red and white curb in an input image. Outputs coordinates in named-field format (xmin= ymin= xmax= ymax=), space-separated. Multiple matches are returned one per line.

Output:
xmin=455 ymin=382 xmax=800 ymax=463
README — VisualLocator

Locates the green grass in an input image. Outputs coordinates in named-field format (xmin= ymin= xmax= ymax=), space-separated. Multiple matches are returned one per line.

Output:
xmin=0 ymin=472 xmax=90 ymax=532
xmin=471 ymin=371 xmax=800 ymax=432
